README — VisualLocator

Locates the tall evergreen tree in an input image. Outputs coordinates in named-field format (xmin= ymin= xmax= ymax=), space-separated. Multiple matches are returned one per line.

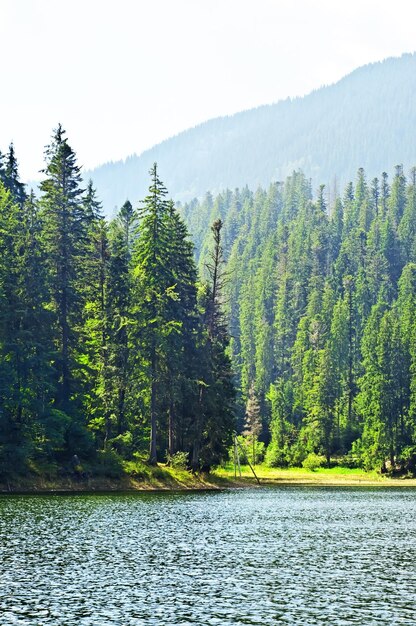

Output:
xmin=39 ymin=125 xmax=89 ymax=417
xmin=193 ymin=219 xmax=235 ymax=471
xmin=0 ymin=184 xmax=54 ymax=473
xmin=105 ymin=201 xmax=137 ymax=446
xmin=131 ymin=164 xmax=172 ymax=463
xmin=3 ymin=143 xmax=26 ymax=206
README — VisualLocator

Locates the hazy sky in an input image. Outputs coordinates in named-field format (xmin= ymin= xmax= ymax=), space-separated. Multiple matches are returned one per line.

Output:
xmin=1 ymin=0 xmax=416 ymax=180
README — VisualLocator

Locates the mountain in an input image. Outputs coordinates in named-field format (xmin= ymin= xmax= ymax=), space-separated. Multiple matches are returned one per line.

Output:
xmin=86 ymin=53 xmax=416 ymax=214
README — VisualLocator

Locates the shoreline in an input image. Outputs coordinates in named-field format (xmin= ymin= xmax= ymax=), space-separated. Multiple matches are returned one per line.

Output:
xmin=2 ymin=466 xmax=416 ymax=493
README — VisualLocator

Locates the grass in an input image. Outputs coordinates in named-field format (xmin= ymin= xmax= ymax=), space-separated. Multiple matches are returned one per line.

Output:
xmin=122 ymin=458 xmax=224 ymax=490
xmin=0 ymin=458 xmax=229 ymax=493
xmin=213 ymin=462 xmax=416 ymax=486
xmin=3 ymin=459 xmax=416 ymax=493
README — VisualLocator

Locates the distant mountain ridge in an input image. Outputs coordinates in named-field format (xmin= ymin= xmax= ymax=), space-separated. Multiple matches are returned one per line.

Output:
xmin=85 ymin=53 xmax=416 ymax=215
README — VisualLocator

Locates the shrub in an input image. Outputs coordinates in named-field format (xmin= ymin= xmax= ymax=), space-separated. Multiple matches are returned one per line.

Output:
xmin=167 ymin=451 xmax=189 ymax=470
xmin=287 ymin=441 xmax=307 ymax=467
xmin=265 ymin=442 xmax=288 ymax=467
xmin=94 ymin=449 xmax=124 ymax=478
xmin=110 ymin=431 xmax=134 ymax=457
xmin=302 ymin=453 xmax=325 ymax=471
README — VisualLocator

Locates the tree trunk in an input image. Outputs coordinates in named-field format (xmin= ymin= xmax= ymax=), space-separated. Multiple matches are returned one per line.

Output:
xmin=117 ymin=386 xmax=126 ymax=436
xmin=168 ymin=395 xmax=175 ymax=457
xmin=61 ymin=308 xmax=70 ymax=408
xmin=149 ymin=342 xmax=157 ymax=464
xmin=347 ymin=280 xmax=354 ymax=427
xmin=191 ymin=385 xmax=203 ymax=471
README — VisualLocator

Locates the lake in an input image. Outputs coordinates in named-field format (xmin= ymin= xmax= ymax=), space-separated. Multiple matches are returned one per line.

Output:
xmin=1 ymin=487 xmax=415 ymax=625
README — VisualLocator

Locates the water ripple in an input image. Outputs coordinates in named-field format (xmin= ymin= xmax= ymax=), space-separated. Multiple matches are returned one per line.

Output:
xmin=1 ymin=487 xmax=416 ymax=625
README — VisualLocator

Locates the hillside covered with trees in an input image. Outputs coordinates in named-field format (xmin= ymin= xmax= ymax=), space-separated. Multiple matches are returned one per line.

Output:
xmin=182 ymin=165 xmax=416 ymax=472
xmin=2 ymin=128 xmax=416 ymax=480
xmin=85 ymin=53 xmax=416 ymax=213
xmin=0 ymin=129 xmax=234 ymax=480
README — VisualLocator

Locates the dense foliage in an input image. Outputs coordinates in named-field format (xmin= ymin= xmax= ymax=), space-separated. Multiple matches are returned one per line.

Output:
xmin=0 ymin=130 xmax=235 ymax=478
xmin=2 ymin=124 xmax=416 ymax=478
xmin=181 ymin=165 xmax=416 ymax=472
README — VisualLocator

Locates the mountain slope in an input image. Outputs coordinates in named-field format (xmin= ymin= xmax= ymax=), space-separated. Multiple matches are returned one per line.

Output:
xmin=86 ymin=53 xmax=416 ymax=214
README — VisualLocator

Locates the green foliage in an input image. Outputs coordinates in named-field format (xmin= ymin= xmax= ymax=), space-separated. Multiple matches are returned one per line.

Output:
xmin=93 ymin=449 xmax=124 ymax=478
xmin=193 ymin=219 xmax=236 ymax=470
xmin=265 ymin=380 xmax=294 ymax=467
xmin=183 ymin=165 xmax=416 ymax=474
xmin=302 ymin=453 xmax=326 ymax=471
xmin=234 ymin=435 xmax=265 ymax=465
xmin=2 ymin=125 xmax=416 ymax=481
xmin=0 ymin=133 xmax=236 ymax=480
xmin=167 ymin=451 xmax=189 ymax=470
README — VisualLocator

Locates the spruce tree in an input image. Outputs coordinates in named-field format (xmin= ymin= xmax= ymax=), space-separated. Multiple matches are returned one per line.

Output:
xmin=106 ymin=201 xmax=137 ymax=445
xmin=3 ymin=143 xmax=26 ymax=206
xmin=193 ymin=219 xmax=235 ymax=471
xmin=39 ymin=125 xmax=88 ymax=415
xmin=164 ymin=200 xmax=198 ymax=457
xmin=132 ymin=164 xmax=176 ymax=464
xmin=0 ymin=184 xmax=54 ymax=473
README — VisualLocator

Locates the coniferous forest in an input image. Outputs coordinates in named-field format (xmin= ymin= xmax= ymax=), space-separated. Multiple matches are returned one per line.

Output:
xmin=0 ymin=126 xmax=234 ymax=479
xmin=1 ymin=126 xmax=416 ymax=479
xmin=181 ymin=166 xmax=416 ymax=473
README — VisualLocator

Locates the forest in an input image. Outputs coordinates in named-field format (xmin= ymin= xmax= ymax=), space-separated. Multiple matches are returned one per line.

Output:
xmin=0 ymin=126 xmax=234 ymax=479
xmin=181 ymin=165 xmax=416 ymax=473
xmin=1 ymin=126 xmax=416 ymax=479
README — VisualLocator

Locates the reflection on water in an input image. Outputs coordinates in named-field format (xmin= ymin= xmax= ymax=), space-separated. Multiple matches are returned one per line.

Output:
xmin=1 ymin=487 xmax=416 ymax=625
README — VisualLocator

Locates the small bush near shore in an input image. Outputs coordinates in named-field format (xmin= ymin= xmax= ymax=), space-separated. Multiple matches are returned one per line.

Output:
xmin=302 ymin=453 xmax=326 ymax=471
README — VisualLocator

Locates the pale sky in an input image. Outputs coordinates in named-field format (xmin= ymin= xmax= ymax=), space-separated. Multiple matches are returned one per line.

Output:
xmin=1 ymin=0 xmax=415 ymax=180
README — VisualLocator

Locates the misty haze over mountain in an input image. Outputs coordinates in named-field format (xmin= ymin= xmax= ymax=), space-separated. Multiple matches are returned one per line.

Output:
xmin=85 ymin=53 xmax=416 ymax=215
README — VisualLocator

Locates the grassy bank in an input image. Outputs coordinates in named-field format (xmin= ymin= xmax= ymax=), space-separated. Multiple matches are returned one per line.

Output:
xmin=2 ymin=461 xmax=416 ymax=493
xmin=0 ymin=460 xmax=231 ymax=493
xmin=213 ymin=463 xmax=416 ymax=486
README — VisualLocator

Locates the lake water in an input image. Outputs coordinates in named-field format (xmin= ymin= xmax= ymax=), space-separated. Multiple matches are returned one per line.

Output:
xmin=1 ymin=487 xmax=416 ymax=625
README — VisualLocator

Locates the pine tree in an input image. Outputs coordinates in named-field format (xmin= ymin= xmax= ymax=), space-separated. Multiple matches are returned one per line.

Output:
xmin=389 ymin=165 xmax=406 ymax=227
xmin=0 ymin=184 xmax=54 ymax=473
xmin=164 ymin=200 xmax=198 ymax=457
xmin=398 ymin=167 xmax=416 ymax=263
xmin=0 ymin=183 xmax=30 ymax=471
xmin=81 ymin=183 xmax=112 ymax=447
xmin=132 ymin=164 xmax=177 ymax=464
xmin=265 ymin=379 xmax=294 ymax=466
xmin=39 ymin=125 xmax=89 ymax=416
xmin=357 ymin=306 xmax=403 ymax=469
xmin=3 ymin=143 xmax=26 ymax=206
xmin=105 ymin=201 xmax=137 ymax=446
xmin=193 ymin=219 xmax=235 ymax=471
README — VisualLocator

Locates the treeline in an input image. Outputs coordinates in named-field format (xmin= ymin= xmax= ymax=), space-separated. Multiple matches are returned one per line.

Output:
xmin=181 ymin=166 xmax=416 ymax=471
xmin=0 ymin=127 xmax=234 ymax=478
xmin=3 ymin=127 xmax=416 ymax=476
